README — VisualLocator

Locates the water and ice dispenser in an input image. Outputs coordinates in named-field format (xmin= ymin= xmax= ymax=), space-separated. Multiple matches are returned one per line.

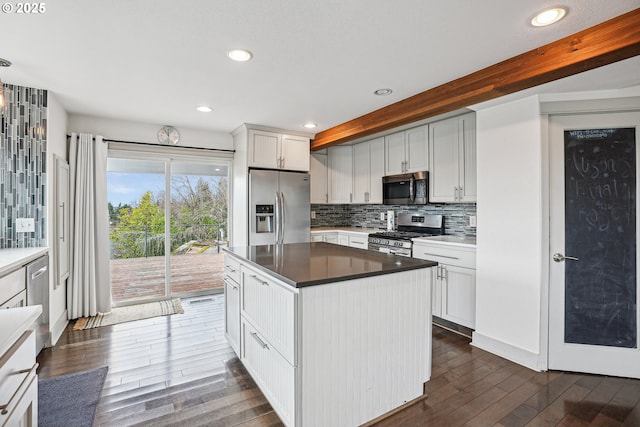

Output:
xmin=255 ymin=204 xmax=274 ymax=233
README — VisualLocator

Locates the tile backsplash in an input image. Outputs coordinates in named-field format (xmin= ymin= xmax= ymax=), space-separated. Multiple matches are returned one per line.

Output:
xmin=0 ymin=83 xmax=48 ymax=248
xmin=311 ymin=203 xmax=477 ymax=237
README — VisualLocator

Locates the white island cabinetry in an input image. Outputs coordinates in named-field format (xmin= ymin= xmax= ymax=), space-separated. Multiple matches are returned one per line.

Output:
xmin=223 ymin=243 xmax=434 ymax=427
xmin=240 ymin=264 xmax=297 ymax=425
xmin=223 ymin=255 xmax=241 ymax=355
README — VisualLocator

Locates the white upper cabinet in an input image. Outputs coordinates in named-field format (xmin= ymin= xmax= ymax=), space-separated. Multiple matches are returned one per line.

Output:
xmin=352 ymin=137 xmax=384 ymax=204
xmin=281 ymin=134 xmax=311 ymax=171
xmin=384 ymin=125 xmax=428 ymax=175
xmin=406 ymin=125 xmax=429 ymax=173
xmin=310 ymin=152 xmax=328 ymax=204
xmin=385 ymin=132 xmax=406 ymax=175
xmin=248 ymin=130 xmax=310 ymax=171
xmin=429 ymin=112 xmax=476 ymax=203
xmin=328 ymin=145 xmax=353 ymax=203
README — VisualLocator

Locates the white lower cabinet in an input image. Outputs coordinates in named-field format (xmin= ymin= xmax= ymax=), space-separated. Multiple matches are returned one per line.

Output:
xmin=0 ymin=290 xmax=27 ymax=310
xmin=310 ymin=232 xmax=338 ymax=244
xmin=347 ymin=235 xmax=368 ymax=249
xmin=224 ymin=255 xmax=241 ymax=355
xmin=0 ymin=330 xmax=38 ymax=427
xmin=311 ymin=231 xmax=369 ymax=249
xmin=413 ymin=241 xmax=476 ymax=329
xmin=241 ymin=266 xmax=296 ymax=364
xmin=236 ymin=262 xmax=298 ymax=426
xmin=242 ymin=320 xmax=295 ymax=426
xmin=224 ymin=278 xmax=241 ymax=355
xmin=437 ymin=264 xmax=476 ymax=328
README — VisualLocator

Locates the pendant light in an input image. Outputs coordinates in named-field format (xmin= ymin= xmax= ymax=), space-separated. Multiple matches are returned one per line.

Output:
xmin=0 ymin=58 xmax=12 ymax=116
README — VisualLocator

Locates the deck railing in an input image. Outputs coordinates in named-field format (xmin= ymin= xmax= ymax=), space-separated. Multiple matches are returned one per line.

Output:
xmin=109 ymin=223 xmax=228 ymax=259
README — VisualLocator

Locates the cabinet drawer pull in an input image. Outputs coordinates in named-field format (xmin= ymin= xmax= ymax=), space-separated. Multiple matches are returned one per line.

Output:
xmin=225 ymin=265 xmax=237 ymax=273
xmin=224 ymin=278 xmax=238 ymax=291
xmin=249 ymin=275 xmax=269 ymax=286
xmin=0 ymin=362 xmax=38 ymax=415
xmin=351 ymin=240 xmax=363 ymax=244
xmin=250 ymin=332 xmax=269 ymax=350
xmin=423 ymin=252 xmax=459 ymax=260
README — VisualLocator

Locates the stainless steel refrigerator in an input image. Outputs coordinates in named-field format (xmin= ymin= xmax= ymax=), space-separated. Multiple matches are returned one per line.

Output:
xmin=249 ymin=169 xmax=311 ymax=245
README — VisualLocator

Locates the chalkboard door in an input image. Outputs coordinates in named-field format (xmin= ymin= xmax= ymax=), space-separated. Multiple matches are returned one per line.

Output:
xmin=549 ymin=112 xmax=640 ymax=378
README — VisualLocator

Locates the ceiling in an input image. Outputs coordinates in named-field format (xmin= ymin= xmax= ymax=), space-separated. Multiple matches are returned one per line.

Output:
xmin=2 ymin=1 xmax=639 ymax=138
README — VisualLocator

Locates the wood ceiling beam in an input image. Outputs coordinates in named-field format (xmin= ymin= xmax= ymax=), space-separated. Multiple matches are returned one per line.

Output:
xmin=311 ymin=8 xmax=640 ymax=150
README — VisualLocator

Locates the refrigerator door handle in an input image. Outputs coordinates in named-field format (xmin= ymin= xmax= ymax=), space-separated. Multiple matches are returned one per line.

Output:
xmin=274 ymin=192 xmax=280 ymax=244
xmin=279 ymin=192 xmax=286 ymax=244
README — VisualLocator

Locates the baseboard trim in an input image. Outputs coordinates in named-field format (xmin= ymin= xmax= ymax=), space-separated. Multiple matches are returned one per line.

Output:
xmin=51 ymin=309 xmax=68 ymax=346
xmin=471 ymin=331 xmax=542 ymax=371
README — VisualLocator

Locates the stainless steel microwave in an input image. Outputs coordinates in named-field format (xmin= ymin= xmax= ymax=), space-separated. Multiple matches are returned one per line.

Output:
xmin=382 ymin=171 xmax=428 ymax=205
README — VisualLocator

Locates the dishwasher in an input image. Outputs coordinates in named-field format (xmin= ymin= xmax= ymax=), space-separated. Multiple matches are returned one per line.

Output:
xmin=26 ymin=255 xmax=49 ymax=353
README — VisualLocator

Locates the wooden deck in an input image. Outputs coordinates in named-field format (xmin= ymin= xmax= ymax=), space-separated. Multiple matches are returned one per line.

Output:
xmin=110 ymin=252 xmax=225 ymax=304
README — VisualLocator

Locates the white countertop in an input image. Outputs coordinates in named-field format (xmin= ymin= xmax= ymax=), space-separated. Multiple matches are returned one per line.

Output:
xmin=0 ymin=247 xmax=49 ymax=276
xmin=413 ymin=235 xmax=477 ymax=248
xmin=0 ymin=305 xmax=42 ymax=356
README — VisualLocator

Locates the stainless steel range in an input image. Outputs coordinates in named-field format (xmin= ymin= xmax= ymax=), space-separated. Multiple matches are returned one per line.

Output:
xmin=368 ymin=213 xmax=444 ymax=257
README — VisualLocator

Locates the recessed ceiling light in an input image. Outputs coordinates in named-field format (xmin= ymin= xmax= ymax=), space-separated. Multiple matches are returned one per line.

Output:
xmin=303 ymin=122 xmax=318 ymax=129
xmin=531 ymin=7 xmax=567 ymax=27
xmin=196 ymin=106 xmax=212 ymax=113
xmin=374 ymin=88 xmax=393 ymax=96
xmin=227 ymin=49 xmax=253 ymax=62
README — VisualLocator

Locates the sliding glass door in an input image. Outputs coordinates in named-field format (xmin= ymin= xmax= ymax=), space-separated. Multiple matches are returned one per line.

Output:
xmin=107 ymin=153 xmax=229 ymax=306
xmin=169 ymin=161 xmax=228 ymax=296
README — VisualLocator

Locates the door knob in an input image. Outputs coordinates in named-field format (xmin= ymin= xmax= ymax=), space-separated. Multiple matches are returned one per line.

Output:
xmin=553 ymin=253 xmax=579 ymax=262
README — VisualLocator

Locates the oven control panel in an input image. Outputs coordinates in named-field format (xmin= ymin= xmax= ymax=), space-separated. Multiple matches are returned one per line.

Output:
xmin=367 ymin=238 xmax=412 ymax=249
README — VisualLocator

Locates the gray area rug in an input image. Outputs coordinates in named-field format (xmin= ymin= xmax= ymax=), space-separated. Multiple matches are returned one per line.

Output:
xmin=39 ymin=366 xmax=108 ymax=427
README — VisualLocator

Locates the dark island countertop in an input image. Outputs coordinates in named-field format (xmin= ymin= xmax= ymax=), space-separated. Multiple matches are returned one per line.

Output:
xmin=224 ymin=242 xmax=438 ymax=288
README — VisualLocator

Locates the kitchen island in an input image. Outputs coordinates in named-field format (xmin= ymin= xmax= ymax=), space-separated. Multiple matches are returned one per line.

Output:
xmin=223 ymin=242 xmax=437 ymax=427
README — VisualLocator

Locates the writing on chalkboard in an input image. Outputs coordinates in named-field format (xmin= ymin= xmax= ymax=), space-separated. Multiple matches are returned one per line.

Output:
xmin=564 ymin=127 xmax=637 ymax=349
xmin=568 ymin=129 xmax=618 ymax=139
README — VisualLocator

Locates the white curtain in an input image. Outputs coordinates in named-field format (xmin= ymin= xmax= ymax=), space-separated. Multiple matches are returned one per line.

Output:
xmin=67 ymin=133 xmax=111 ymax=318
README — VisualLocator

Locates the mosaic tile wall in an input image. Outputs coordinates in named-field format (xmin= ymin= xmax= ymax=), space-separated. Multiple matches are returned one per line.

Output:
xmin=0 ymin=83 xmax=48 ymax=248
xmin=311 ymin=203 xmax=477 ymax=237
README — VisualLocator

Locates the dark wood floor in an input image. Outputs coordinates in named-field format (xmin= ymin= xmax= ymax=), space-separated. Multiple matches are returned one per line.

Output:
xmin=37 ymin=295 xmax=640 ymax=426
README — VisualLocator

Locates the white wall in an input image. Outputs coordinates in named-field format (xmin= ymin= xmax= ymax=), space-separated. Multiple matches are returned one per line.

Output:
xmin=46 ymin=92 xmax=69 ymax=345
xmin=68 ymin=114 xmax=233 ymax=150
xmin=472 ymin=96 xmax=545 ymax=369
xmin=231 ymin=126 xmax=248 ymax=246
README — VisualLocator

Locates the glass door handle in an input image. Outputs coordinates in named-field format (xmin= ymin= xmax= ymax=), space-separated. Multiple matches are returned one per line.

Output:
xmin=553 ymin=253 xmax=579 ymax=262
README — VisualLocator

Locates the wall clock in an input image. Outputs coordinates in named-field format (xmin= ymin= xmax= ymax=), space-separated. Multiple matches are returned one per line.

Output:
xmin=157 ymin=126 xmax=180 ymax=145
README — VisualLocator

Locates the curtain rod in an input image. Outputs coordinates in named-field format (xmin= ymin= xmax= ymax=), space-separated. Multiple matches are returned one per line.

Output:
xmin=65 ymin=134 xmax=235 ymax=154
